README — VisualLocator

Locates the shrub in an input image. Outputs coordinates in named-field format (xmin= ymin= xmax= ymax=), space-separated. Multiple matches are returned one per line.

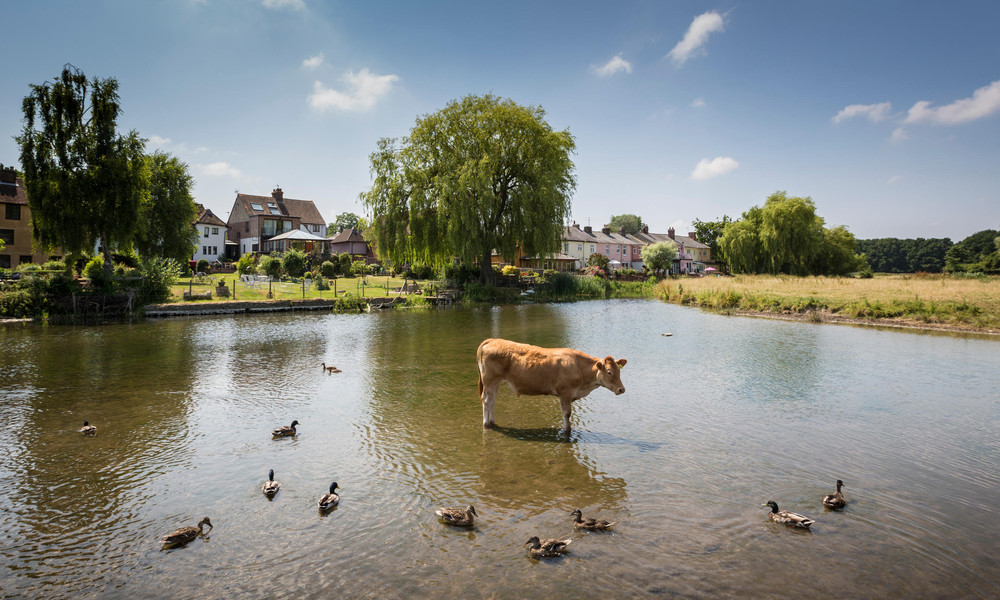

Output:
xmin=259 ymin=254 xmax=283 ymax=279
xmin=281 ymin=248 xmax=309 ymax=278
xmin=588 ymin=253 xmax=610 ymax=270
xmin=84 ymin=256 xmax=110 ymax=290
xmin=501 ymin=265 xmax=518 ymax=277
xmin=42 ymin=259 xmax=67 ymax=272
xmin=320 ymin=260 xmax=337 ymax=278
xmin=196 ymin=258 xmax=210 ymax=273
xmin=137 ymin=257 xmax=182 ymax=303
xmin=411 ymin=262 xmax=435 ymax=280
xmin=46 ymin=272 xmax=79 ymax=296
xmin=16 ymin=263 xmax=43 ymax=273
xmin=576 ymin=275 xmax=610 ymax=297
xmin=541 ymin=269 xmax=558 ymax=281
xmin=312 ymin=277 xmax=330 ymax=291
xmin=236 ymin=253 xmax=257 ymax=275
xmin=0 ymin=290 xmax=36 ymax=318
xmin=351 ymin=259 xmax=368 ymax=276
xmin=544 ymin=271 xmax=578 ymax=297
xmin=338 ymin=252 xmax=352 ymax=274
xmin=581 ymin=265 xmax=606 ymax=278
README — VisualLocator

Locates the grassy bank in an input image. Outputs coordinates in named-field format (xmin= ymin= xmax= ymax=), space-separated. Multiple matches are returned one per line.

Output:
xmin=655 ymin=273 xmax=1000 ymax=333
xmin=168 ymin=275 xmax=434 ymax=303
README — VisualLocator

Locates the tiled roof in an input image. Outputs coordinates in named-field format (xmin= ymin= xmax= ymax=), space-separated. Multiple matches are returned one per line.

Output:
xmin=0 ymin=177 xmax=27 ymax=203
xmin=328 ymin=227 xmax=366 ymax=243
xmin=235 ymin=193 xmax=326 ymax=224
xmin=195 ymin=206 xmax=227 ymax=227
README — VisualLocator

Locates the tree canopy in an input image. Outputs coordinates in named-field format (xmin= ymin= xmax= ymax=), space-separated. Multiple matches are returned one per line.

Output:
xmin=134 ymin=151 xmax=198 ymax=264
xmin=608 ymin=214 xmax=644 ymax=236
xmin=17 ymin=65 xmax=148 ymax=278
xmin=330 ymin=211 xmax=360 ymax=233
xmin=855 ymin=237 xmax=952 ymax=273
xmin=691 ymin=215 xmax=731 ymax=263
xmin=717 ymin=191 xmax=863 ymax=275
xmin=361 ymin=94 xmax=576 ymax=283
xmin=944 ymin=228 xmax=1000 ymax=273
xmin=641 ymin=240 xmax=678 ymax=275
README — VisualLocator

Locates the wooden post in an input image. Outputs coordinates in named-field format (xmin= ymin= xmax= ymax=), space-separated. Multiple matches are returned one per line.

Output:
xmin=232 ymin=278 xmax=236 ymax=300
xmin=302 ymin=278 xmax=305 ymax=299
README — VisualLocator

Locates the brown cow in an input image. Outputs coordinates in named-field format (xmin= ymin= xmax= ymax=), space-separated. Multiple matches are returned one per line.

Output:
xmin=476 ymin=338 xmax=627 ymax=434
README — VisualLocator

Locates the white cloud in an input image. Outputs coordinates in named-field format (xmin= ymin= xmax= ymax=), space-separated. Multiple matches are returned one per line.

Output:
xmin=832 ymin=102 xmax=892 ymax=124
xmin=302 ymin=53 xmax=324 ymax=69
xmin=691 ymin=98 xmax=706 ymax=108
xmin=904 ymin=79 xmax=1000 ymax=125
xmin=593 ymin=53 xmax=632 ymax=77
xmin=263 ymin=0 xmax=305 ymax=10
xmin=198 ymin=162 xmax=244 ymax=178
xmin=691 ymin=156 xmax=739 ymax=181
xmin=891 ymin=127 xmax=909 ymax=143
xmin=308 ymin=68 xmax=399 ymax=111
xmin=887 ymin=175 xmax=903 ymax=184
xmin=147 ymin=135 xmax=171 ymax=147
xmin=667 ymin=11 xmax=725 ymax=66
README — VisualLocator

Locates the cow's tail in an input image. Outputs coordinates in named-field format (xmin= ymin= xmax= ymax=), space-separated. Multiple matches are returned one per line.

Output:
xmin=476 ymin=339 xmax=488 ymax=398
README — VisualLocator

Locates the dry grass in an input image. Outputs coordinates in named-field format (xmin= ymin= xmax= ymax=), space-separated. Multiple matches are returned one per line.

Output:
xmin=656 ymin=274 xmax=1000 ymax=333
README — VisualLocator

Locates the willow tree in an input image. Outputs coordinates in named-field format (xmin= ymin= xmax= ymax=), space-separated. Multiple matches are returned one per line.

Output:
xmin=17 ymin=65 xmax=147 ymax=279
xmin=361 ymin=94 xmax=576 ymax=283
xmin=135 ymin=151 xmax=198 ymax=264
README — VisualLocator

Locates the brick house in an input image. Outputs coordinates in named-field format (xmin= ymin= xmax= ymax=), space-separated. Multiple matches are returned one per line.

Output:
xmin=226 ymin=187 xmax=327 ymax=258
xmin=0 ymin=165 xmax=58 ymax=270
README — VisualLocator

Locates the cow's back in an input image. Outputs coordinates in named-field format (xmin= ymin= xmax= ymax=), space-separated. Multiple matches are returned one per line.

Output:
xmin=477 ymin=338 xmax=595 ymax=397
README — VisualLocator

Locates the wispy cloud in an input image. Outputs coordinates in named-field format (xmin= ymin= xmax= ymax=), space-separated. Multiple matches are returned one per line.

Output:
xmin=691 ymin=156 xmax=739 ymax=181
xmin=891 ymin=127 xmax=909 ymax=143
xmin=302 ymin=53 xmax=324 ymax=69
xmin=593 ymin=53 xmax=632 ymax=77
xmin=198 ymin=162 xmax=244 ymax=178
xmin=147 ymin=135 xmax=171 ymax=147
xmin=308 ymin=68 xmax=399 ymax=111
xmin=691 ymin=98 xmax=706 ymax=108
xmin=667 ymin=11 xmax=725 ymax=66
xmin=263 ymin=0 xmax=305 ymax=10
xmin=887 ymin=175 xmax=903 ymax=184
xmin=146 ymin=136 xmax=208 ymax=155
xmin=832 ymin=102 xmax=892 ymax=124
xmin=904 ymin=80 xmax=1000 ymax=125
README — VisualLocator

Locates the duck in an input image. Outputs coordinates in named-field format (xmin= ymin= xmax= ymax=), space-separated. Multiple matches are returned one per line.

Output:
xmin=822 ymin=480 xmax=847 ymax=510
xmin=160 ymin=517 xmax=212 ymax=547
xmin=570 ymin=509 xmax=616 ymax=531
xmin=272 ymin=420 xmax=299 ymax=437
xmin=322 ymin=363 xmax=342 ymax=374
xmin=524 ymin=536 xmax=572 ymax=557
xmin=435 ymin=505 xmax=477 ymax=527
xmin=763 ymin=501 xmax=814 ymax=528
xmin=318 ymin=481 xmax=340 ymax=511
xmin=263 ymin=469 xmax=280 ymax=497
xmin=79 ymin=421 xmax=97 ymax=435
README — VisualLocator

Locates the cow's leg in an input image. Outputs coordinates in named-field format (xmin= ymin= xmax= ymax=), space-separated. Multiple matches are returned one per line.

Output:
xmin=559 ymin=396 xmax=574 ymax=434
xmin=482 ymin=382 xmax=499 ymax=429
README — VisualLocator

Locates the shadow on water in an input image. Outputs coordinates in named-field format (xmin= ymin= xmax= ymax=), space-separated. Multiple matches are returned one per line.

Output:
xmin=491 ymin=425 xmax=663 ymax=453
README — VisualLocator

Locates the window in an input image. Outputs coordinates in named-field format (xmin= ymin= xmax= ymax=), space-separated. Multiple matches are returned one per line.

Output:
xmin=312 ymin=224 xmax=320 ymax=232
xmin=20 ymin=256 xmax=32 ymax=265
xmin=5 ymin=204 xmax=20 ymax=220
xmin=245 ymin=222 xmax=249 ymax=232
xmin=577 ymin=244 xmax=582 ymax=251
xmin=202 ymin=246 xmax=207 ymax=255
xmin=0 ymin=255 xmax=9 ymax=269
xmin=563 ymin=243 xmax=568 ymax=252
xmin=204 ymin=227 xmax=210 ymax=238
xmin=250 ymin=203 xmax=264 ymax=212
xmin=605 ymin=244 xmax=610 ymax=254
xmin=212 ymin=227 xmax=219 ymax=235
xmin=589 ymin=245 xmax=594 ymax=253
xmin=0 ymin=229 xmax=12 ymax=244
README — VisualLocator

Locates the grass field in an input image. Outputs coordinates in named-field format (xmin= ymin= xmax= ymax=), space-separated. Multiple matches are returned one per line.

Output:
xmin=168 ymin=274 xmax=435 ymax=303
xmin=655 ymin=273 xmax=1000 ymax=333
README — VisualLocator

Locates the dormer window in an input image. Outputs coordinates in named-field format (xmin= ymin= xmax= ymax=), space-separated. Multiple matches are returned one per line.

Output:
xmin=250 ymin=203 xmax=263 ymax=212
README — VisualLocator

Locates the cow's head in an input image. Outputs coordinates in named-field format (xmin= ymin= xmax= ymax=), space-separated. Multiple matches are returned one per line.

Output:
xmin=596 ymin=356 xmax=627 ymax=395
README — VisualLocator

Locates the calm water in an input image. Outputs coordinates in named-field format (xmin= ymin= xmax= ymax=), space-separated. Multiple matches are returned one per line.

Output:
xmin=1 ymin=301 xmax=998 ymax=599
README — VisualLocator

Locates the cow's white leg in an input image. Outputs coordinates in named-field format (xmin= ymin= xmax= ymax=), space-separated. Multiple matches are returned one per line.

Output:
xmin=482 ymin=383 xmax=498 ymax=429
xmin=559 ymin=396 xmax=573 ymax=434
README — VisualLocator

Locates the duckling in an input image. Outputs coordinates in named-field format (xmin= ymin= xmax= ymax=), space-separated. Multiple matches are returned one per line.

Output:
xmin=435 ymin=505 xmax=477 ymax=527
xmin=763 ymin=501 xmax=814 ymax=528
xmin=524 ymin=536 xmax=572 ymax=557
xmin=570 ymin=509 xmax=617 ymax=531
xmin=263 ymin=469 xmax=280 ymax=497
xmin=272 ymin=420 xmax=299 ymax=437
xmin=160 ymin=517 xmax=212 ymax=547
xmin=79 ymin=421 xmax=97 ymax=436
xmin=322 ymin=363 xmax=341 ymax=374
xmin=318 ymin=481 xmax=340 ymax=511
xmin=822 ymin=479 xmax=847 ymax=510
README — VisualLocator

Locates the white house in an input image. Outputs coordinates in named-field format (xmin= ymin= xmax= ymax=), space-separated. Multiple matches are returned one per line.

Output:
xmin=192 ymin=205 xmax=228 ymax=264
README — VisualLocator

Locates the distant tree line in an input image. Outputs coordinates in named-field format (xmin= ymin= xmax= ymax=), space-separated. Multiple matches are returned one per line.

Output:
xmin=855 ymin=238 xmax=952 ymax=273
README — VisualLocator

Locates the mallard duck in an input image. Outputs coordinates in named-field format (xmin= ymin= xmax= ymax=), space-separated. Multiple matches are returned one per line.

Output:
xmin=524 ymin=536 xmax=572 ymax=557
xmin=822 ymin=480 xmax=847 ymax=509
xmin=160 ymin=517 xmax=212 ymax=546
xmin=570 ymin=509 xmax=616 ymax=530
xmin=318 ymin=481 xmax=340 ymax=511
xmin=435 ymin=505 xmax=477 ymax=527
xmin=763 ymin=501 xmax=814 ymax=528
xmin=272 ymin=420 xmax=299 ymax=437
xmin=322 ymin=363 xmax=342 ymax=374
xmin=79 ymin=421 xmax=97 ymax=435
xmin=263 ymin=469 xmax=280 ymax=497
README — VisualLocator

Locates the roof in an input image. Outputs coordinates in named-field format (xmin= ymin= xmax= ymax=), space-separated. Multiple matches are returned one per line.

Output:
xmin=269 ymin=229 xmax=330 ymax=242
xmin=234 ymin=192 xmax=325 ymax=224
xmin=195 ymin=206 xmax=227 ymax=227
xmin=0 ymin=177 xmax=27 ymax=204
xmin=328 ymin=227 xmax=366 ymax=244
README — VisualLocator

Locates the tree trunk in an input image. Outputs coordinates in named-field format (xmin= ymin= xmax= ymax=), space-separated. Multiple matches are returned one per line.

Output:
xmin=480 ymin=248 xmax=494 ymax=285
xmin=102 ymin=230 xmax=114 ymax=282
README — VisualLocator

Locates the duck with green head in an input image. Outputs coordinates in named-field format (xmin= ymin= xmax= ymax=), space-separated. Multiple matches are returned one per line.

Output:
xmin=763 ymin=501 xmax=814 ymax=528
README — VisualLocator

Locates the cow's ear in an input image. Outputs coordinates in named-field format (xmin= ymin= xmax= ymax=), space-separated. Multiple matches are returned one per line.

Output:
xmin=616 ymin=358 xmax=627 ymax=368
xmin=595 ymin=359 xmax=606 ymax=372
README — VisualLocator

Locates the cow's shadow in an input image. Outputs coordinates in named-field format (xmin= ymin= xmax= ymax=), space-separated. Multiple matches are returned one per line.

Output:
xmin=491 ymin=425 xmax=663 ymax=453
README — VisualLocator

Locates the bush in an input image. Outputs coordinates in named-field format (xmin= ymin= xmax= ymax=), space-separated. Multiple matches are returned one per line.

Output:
xmin=587 ymin=253 xmax=610 ymax=270
xmin=236 ymin=253 xmax=257 ymax=275
xmin=501 ymin=265 xmax=518 ymax=276
xmin=320 ymin=260 xmax=337 ymax=278
xmin=46 ymin=272 xmax=79 ymax=296
xmin=16 ymin=263 xmax=43 ymax=273
xmin=84 ymin=256 xmax=111 ymax=290
xmin=312 ymin=276 xmax=330 ymax=291
xmin=42 ymin=259 xmax=67 ymax=272
xmin=196 ymin=258 xmax=210 ymax=273
xmin=541 ymin=269 xmax=558 ymax=281
xmin=338 ymin=252 xmax=352 ymax=274
xmin=0 ymin=289 xmax=36 ymax=318
xmin=543 ymin=271 xmax=578 ymax=297
xmin=411 ymin=262 xmax=435 ymax=280
xmin=576 ymin=275 xmax=610 ymax=297
xmin=281 ymin=248 xmax=309 ymax=278
xmin=351 ymin=259 xmax=368 ymax=276
xmin=581 ymin=265 xmax=606 ymax=278
xmin=259 ymin=254 xmax=283 ymax=279
xmin=137 ymin=257 xmax=182 ymax=303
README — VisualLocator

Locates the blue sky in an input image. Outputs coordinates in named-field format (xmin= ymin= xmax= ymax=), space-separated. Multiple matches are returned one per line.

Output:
xmin=2 ymin=0 xmax=999 ymax=242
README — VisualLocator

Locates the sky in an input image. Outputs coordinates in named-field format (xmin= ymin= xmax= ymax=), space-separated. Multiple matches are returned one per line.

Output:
xmin=2 ymin=0 xmax=999 ymax=242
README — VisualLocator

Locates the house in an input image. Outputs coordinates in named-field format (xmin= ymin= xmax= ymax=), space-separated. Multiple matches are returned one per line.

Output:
xmin=192 ymin=204 xmax=228 ymax=263
xmin=226 ymin=187 xmax=327 ymax=258
xmin=561 ymin=223 xmax=600 ymax=269
xmin=0 ymin=165 xmax=59 ymax=270
xmin=328 ymin=227 xmax=376 ymax=263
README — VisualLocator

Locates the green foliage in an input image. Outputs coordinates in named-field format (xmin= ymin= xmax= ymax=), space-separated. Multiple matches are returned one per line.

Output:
xmin=351 ymin=260 xmax=368 ymax=276
xmin=408 ymin=262 xmax=435 ymax=279
xmin=856 ymin=237 xmax=952 ymax=273
xmin=361 ymin=94 xmax=576 ymax=283
xmin=330 ymin=212 xmax=360 ymax=233
xmin=42 ymin=259 xmax=67 ymax=272
xmin=136 ymin=257 xmax=181 ymax=303
xmin=259 ymin=254 xmax=283 ymax=279
xmin=501 ymin=265 xmax=519 ymax=276
xmin=542 ymin=271 xmax=578 ymax=297
xmin=607 ymin=214 xmax=644 ymax=235
xmin=136 ymin=151 xmax=198 ymax=263
xmin=16 ymin=263 xmax=43 ymax=273
xmin=691 ymin=216 xmax=731 ymax=260
xmin=18 ymin=65 xmax=148 ymax=280
xmin=641 ymin=240 xmax=678 ymax=275
xmin=338 ymin=252 xmax=352 ymax=274
xmin=944 ymin=229 xmax=999 ymax=273
xmin=443 ymin=262 xmax=479 ymax=286
xmin=84 ymin=256 xmax=110 ymax=290
xmin=576 ymin=275 xmax=610 ymax=297
xmin=0 ymin=290 xmax=35 ymax=318
xmin=236 ymin=253 xmax=257 ymax=275
xmin=320 ymin=260 xmax=337 ymax=278
xmin=281 ymin=248 xmax=309 ymax=278
xmin=312 ymin=276 xmax=330 ymax=291
xmin=587 ymin=253 xmax=610 ymax=270
xmin=196 ymin=258 xmax=210 ymax=273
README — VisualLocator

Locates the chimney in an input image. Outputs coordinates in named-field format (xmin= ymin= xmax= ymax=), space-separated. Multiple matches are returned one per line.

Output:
xmin=0 ymin=164 xmax=16 ymax=185
xmin=573 ymin=221 xmax=581 ymax=229
xmin=668 ymin=227 xmax=675 ymax=240
xmin=642 ymin=225 xmax=649 ymax=234
xmin=618 ymin=226 xmax=626 ymax=236
xmin=601 ymin=226 xmax=610 ymax=235
xmin=584 ymin=225 xmax=593 ymax=234
xmin=688 ymin=231 xmax=697 ymax=241
xmin=272 ymin=187 xmax=284 ymax=203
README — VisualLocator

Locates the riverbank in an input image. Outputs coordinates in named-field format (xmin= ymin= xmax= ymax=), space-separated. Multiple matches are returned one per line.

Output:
xmin=654 ymin=273 xmax=1000 ymax=335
